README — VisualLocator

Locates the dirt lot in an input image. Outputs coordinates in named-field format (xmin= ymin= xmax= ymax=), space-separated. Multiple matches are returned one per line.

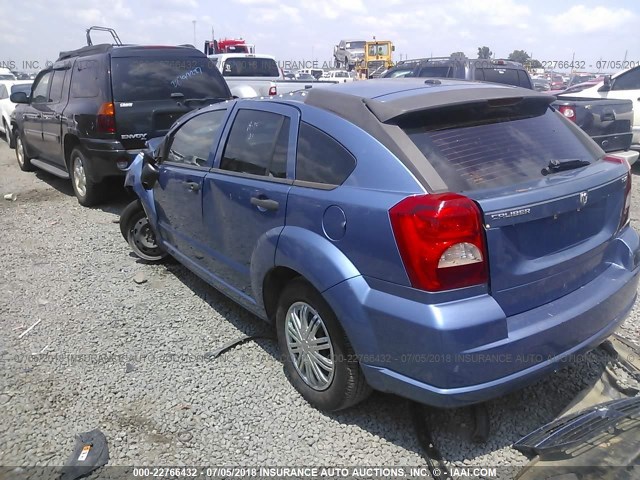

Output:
xmin=0 ymin=138 xmax=638 ymax=477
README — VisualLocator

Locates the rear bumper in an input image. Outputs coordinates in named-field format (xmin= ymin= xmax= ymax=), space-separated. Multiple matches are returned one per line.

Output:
xmin=323 ymin=226 xmax=640 ymax=408
xmin=80 ymin=138 xmax=141 ymax=182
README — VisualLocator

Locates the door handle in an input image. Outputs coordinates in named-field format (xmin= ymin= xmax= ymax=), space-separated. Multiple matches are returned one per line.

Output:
xmin=250 ymin=196 xmax=279 ymax=211
xmin=184 ymin=181 xmax=200 ymax=192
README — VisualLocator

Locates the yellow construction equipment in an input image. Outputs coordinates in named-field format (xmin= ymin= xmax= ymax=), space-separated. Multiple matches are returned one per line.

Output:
xmin=356 ymin=39 xmax=395 ymax=79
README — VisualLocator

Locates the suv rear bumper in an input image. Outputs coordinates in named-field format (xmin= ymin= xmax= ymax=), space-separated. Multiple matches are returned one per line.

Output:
xmin=322 ymin=226 xmax=640 ymax=408
xmin=81 ymin=138 xmax=141 ymax=182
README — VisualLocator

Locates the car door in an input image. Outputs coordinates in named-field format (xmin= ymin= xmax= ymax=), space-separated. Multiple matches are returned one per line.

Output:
xmin=40 ymin=67 xmax=69 ymax=165
xmin=153 ymin=107 xmax=229 ymax=264
xmin=201 ymin=102 xmax=297 ymax=299
xmin=20 ymin=70 xmax=53 ymax=155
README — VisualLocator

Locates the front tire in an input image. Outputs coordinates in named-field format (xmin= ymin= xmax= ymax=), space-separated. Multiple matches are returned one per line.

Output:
xmin=70 ymin=147 xmax=105 ymax=207
xmin=120 ymin=199 xmax=167 ymax=262
xmin=276 ymin=278 xmax=371 ymax=411
xmin=15 ymin=131 xmax=34 ymax=171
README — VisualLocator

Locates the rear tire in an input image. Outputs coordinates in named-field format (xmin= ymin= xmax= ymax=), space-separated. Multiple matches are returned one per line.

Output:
xmin=15 ymin=131 xmax=34 ymax=172
xmin=120 ymin=199 xmax=167 ymax=262
xmin=276 ymin=278 xmax=371 ymax=411
xmin=70 ymin=147 xmax=106 ymax=207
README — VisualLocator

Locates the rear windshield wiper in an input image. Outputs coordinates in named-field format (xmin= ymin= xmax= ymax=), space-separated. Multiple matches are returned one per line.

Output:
xmin=541 ymin=159 xmax=590 ymax=176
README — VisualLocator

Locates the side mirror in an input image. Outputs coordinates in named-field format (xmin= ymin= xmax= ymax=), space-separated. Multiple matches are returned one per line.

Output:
xmin=598 ymin=75 xmax=612 ymax=92
xmin=10 ymin=92 xmax=29 ymax=104
xmin=140 ymin=153 xmax=160 ymax=190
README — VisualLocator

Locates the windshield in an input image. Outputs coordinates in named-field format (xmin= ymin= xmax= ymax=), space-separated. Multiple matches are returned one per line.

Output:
xmin=415 ymin=66 xmax=454 ymax=77
xmin=221 ymin=57 xmax=280 ymax=77
xmin=345 ymin=41 xmax=365 ymax=49
xmin=368 ymin=44 xmax=389 ymax=56
xmin=111 ymin=57 xmax=229 ymax=102
xmin=400 ymin=102 xmax=600 ymax=192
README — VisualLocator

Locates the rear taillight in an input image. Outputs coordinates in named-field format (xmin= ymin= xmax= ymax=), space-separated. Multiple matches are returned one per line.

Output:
xmin=604 ymin=155 xmax=632 ymax=230
xmin=558 ymin=105 xmax=576 ymax=122
xmin=97 ymin=102 xmax=116 ymax=133
xmin=389 ymin=193 xmax=488 ymax=292
xmin=268 ymin=86 xmax=277 ymax=96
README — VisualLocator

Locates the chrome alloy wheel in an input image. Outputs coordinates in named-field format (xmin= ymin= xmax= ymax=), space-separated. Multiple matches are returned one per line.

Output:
xmin=16 ymin=136 xmax=25 ymax=167
xmin=285 ymin=301 xmax=335 ymax=391
xmin=73 ymin=156 xmax=87 ymax=198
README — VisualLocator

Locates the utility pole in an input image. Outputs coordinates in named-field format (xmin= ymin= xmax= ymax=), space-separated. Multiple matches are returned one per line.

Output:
xmin=192 ymin=20 xmax=196 ymax=46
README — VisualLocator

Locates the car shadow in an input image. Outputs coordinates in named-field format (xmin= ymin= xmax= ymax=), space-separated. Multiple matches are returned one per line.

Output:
xmin=156 ymin=258 xmax=612 ymax=466
xmin=29 ymin=170 xmax=132 ymax=213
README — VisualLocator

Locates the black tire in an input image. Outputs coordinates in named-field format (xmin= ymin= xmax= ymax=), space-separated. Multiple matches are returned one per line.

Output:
xmin=69 ymin=147 xmax=106 ymax=207
xmin=119 ymin=199 xmax=167 ymax=262
xmin=276 ymin=278 xmax=371 ymax=411
xmin=15 ymin=130 xmax=34 ymax=171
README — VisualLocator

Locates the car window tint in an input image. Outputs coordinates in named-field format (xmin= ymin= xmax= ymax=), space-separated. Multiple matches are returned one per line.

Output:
xmin=478 ymin=68 xmax=519 ymax=86
xmin=111 ymin=57 xmax=229 ymax=102
xmin=296 ymin=122 xmax=356 ymax=185
xmin=48 ymin=70 xmax=66 ymax=103
xmin=70 ymin=60 xmax=99 ymax=98
xmin=400 ymin=103 xmax=601 ymax=192
xmin=32 ymin=72 xmax=52 ymax=103
xmin=166 ymin=110 xmax=226 ymax=167
xmin=612 ymin=67 xmax=640 ymax=91
xmin=220 ymin=109 xmax=290 ymax=178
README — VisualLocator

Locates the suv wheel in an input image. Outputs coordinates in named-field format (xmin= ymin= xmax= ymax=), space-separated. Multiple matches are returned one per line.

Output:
xmin=70 ymin=148 xmax=105 ymax=207
xmin=276 ymin=278 xmax=371 ymax=411
xmin=120 ymin=200 xmax=167 ymax=262
xmin=15 ymin=131 xmax=34 ymax=172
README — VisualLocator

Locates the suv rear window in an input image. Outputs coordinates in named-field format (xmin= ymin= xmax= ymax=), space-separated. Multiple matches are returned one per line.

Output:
xmin=111 ymin=57 xmax=229 ymax=102
xmin=221 ymin=58 xmax=280 ymax=77
xmin=476 ymin=68 xmax=532 ymax=88
xmin=415 ymin=65 xmax=455 ymax=77
xmin=399 ymin=101 xmax=601 ymax=192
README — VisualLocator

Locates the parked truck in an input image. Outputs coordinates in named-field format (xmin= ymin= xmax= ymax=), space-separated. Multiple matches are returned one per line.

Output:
xmin=208 ymin=53 xmax=323 ymax=98
xmin=333 ymin=40 xmax=366 ymax=71
xmin=552 ymin=96 xmax=638 ymax=164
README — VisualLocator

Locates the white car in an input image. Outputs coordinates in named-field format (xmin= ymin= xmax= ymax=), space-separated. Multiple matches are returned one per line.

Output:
xmin=0 ymin=80 xmax=32 ymax=146
xmin=320 ymin=70 xmax=356 ymax=83
xmin=561 ymin=65 xmax=640 ymax=151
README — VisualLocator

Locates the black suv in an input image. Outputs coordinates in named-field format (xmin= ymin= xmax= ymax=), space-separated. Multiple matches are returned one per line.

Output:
xmin=10 ymin=40 xmax=231 ymax=206
xmin=381 ymin=57 xmax=533 ymax=89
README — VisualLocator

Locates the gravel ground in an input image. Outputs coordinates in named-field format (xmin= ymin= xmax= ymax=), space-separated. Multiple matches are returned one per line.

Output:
xmin=0 ymin=138 xmax=639 ymax=479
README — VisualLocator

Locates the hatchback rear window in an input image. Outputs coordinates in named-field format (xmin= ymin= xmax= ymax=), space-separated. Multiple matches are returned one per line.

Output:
xmin=399 ymin=100 xmax=601 ymax=192
xmin=221 ymin=58 xmax=280 ymax=77
xmin=111 ymin=57 xmax=229 ymax=102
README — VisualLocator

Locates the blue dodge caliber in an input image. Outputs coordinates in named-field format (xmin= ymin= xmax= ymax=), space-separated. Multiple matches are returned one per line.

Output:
xmin=121 ymin=79 xmax=640 ymax=411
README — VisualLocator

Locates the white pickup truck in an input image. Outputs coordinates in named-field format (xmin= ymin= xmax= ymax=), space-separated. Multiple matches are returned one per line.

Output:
xmin=208 ymin=53 xmax=322 ymax=98
xmin=561 ymin=65 xmax=640 ymax=152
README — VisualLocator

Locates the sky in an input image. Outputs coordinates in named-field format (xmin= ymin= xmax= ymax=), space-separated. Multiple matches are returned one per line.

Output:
xmin=0 ymin=0 xmax=638 ymax=72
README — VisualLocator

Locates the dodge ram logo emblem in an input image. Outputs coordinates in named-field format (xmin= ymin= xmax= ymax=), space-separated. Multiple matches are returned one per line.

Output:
xmin=579 ymin=191 xmax=588 ymax=207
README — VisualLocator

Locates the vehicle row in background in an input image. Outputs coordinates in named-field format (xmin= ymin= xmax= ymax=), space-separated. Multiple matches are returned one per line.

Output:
xmin=0 ymin=79 xmax=32 ymax=146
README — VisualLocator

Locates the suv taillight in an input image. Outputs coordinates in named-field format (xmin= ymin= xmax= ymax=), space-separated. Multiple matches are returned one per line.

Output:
xmin=97 ymin=102 xmax=116 ymax=133
xmin=604 ymin=155 xmax=632 ymax=230
xmin=268 ymin=86 xmax=277 ymax=96
xmin=389 ymin=193 xmax=488 ymax=292
xmin=558 ymin=105 xmax=576 ymax=122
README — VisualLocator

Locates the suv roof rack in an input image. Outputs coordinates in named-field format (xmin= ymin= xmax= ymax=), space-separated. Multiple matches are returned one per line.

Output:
xmin=86 ymin=26 xmax=122 ymax=46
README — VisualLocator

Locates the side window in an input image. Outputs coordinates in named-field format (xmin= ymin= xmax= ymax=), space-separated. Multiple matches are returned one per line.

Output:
xmin=220 ymin=109 xmax=290 ymax=178
xmin=0 ymin=86 xmax=6 ymax=99
xmin=48 ymin=70 xmax=66 ymax=103
xmin=166 ymin=110 xmax=226 ymax=167
xmin=70 ymin=60 xmax=99 ymax=98
xmin=296 ymin=122 xmax=356 ymax=185
xmin=31 ymin=72 xmax=53 ymax=104
xmin=612 ymin=68 xmax=640 ymax=91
